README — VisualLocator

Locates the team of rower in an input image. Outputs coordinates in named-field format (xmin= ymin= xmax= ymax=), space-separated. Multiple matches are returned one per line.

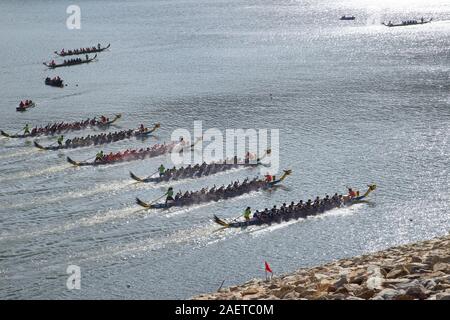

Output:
xmin=21 ymin=116 xmax=112 ymax=135
xmin=48 ymin=55 xmax=90 ymax=67
xmin=65 ymin=129 xmax=140 ymax=148
xmin=45 ymin=76 xmax=63 ymax=85
xmin=153 ymin=154 xmax=260 ymax=181
xmin=57 ymin=44 xmax=102 ymax=56
xmin=53 ymin=125 xmax=153 ymax=149
xmin=18 ymin=100 xmax=33 ymax=108
xmin=94 ymin=142 xmax=175 ymax=163
xmin=386 ymin=17 xmax=426 ymax=26
xmin=161 ymin=176 xmax=273 ymax=206
xmin=241 ymin=187 xmax=360 ymax=221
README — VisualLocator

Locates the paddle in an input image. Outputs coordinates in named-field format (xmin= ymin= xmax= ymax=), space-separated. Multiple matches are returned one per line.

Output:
xmin=80 ymin=155 xmax=97 ymax=163
xmin=47 ymin=138 xmax=61 ymax=147
xmin=146 ymin=169 xmax=159 ymax=179
xmin=230 ymin=213 xmax=245 ymax=223
xmin=148 ymin=193 xmax=167 ymax=206
xmin=14 ymin=128 xmax=25 ymax=136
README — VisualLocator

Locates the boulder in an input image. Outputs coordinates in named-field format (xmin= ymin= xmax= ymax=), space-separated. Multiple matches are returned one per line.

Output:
xmin=314 ymin=273 xmax=330 ymax=281
xmin=272 ymin=285 xmax=294 ymax=299
xmin=340 ymin=260 xmax=354 ymax=268
xmin=267 ymin=283 xmax=279 ymax=290
xmin=328 ymin=293 xmax=347 ymax=300
xmin=424 ymin=255 xmax=450 ymax=265
xmin=348 ymin=270 xmax=367 ymax=285
xmin=383 ymin=278 xmax=411 ymax=288
xmin=241 ymin=287 xmax=260 ymax=296
xmin=328 ymin=275 xmax=348 ymax=292
xmin=345 ymin=296 xmax=365 ymax=300
xmin=298 ymin=289 xmax=319 ymax=299
xmin=283 ymin=291 xmax=300 ymax=299
xmin=436 ymin=293 xmax=450 ymax=300
xmin=372 ymin=288 xmax=405 ymax=300
xmin=317 ymin=280 xmax=333 ymax=292
xmin=394 ymin=280 xmax=429 ymax=300
xmin=366 ymin=276 xmax=384 ymax=290
xmin=421 ymin=279 xmax=437 ymax=291
xmin=404 ymin=285 xmax=428 ymax=300
xmin=386 ymin=267 xmax=408 ymax=279
xmin=393 ymin=294 xmax=416 ymax=300
xmin=343 ymin=283 xmax=362 ymax=294
xmin=355 ymin=288 xmax=376 ymax=299
xmin=433 ymin=262 xmax=449 ymax=272
xmin=403 ymin=263 xmax=429 ymax=273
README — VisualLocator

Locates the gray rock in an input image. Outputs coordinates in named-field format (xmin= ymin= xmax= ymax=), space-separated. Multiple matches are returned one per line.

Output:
xmin=421 ymin=279 xmax=437 ymax=290
xmin=331 ymin=275 xmax=348 ymax=290
xmin=372 ymin=288 xmax=405 ymax=300
xmin=433 ymin=262 xmax=449 ymax=272
xmin=394 ymin=280 xmax=429 ymax=299
xmin=436 ymin=294 xmax=450 ymax=300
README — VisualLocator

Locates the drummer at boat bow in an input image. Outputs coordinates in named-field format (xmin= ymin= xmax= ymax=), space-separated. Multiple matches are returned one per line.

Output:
xmin=265 ymin=173 xmax=274 ymax=182
xmin=347 ymin=187 xmax=358 ymax=199
xmin=23 ymin=124 xmax=30 ymax=134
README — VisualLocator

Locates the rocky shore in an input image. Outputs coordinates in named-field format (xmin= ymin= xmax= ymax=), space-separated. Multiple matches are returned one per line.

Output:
xmin=194 ymin=234 xmax=450 ymax=300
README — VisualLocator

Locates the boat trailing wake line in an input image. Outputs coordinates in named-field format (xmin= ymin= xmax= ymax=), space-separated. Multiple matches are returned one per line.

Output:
xmin=0 ymin=206 xmax=139 ymax=242
xmin=0 ymin=180 xmax=139 ymax=210
xmin=0 ymin=148 xmax=38 ymax=160
xmin=66 ymin=223 xmax=224 ymax=264
xmin=0 ymin=164 xmax=71 ymax=183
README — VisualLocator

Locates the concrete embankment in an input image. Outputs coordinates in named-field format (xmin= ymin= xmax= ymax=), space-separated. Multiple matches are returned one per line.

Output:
xmin=194 ymin=234 xmax=450 ymax=300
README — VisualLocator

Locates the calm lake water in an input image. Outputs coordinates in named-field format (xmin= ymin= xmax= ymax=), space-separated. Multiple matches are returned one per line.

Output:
xmin=0 ymin=0 xmax=449 ymax=299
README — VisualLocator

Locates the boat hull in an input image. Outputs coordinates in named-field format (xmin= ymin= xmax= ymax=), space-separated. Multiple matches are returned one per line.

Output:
xmin=383 ymin=19 xmax=432 ymax=27
xmin=16 ymin=102 xmax=35 ymax=112
xmin=136 ymin=178 xmax=287 ymax=209
xmin=221 ymin=199 xmax=363 ymax=228
xmin=215 ymin=185 xmax=376 ymax=228
xmin=130 ymin=162 xmax=266 ymax=183
xmin=55 ymin=44 xmax=110 ymax=57
xmin=1 ymin=114 xmax=121 ymax=139
xmin=44 ymin=54 xmax=97 ymax=69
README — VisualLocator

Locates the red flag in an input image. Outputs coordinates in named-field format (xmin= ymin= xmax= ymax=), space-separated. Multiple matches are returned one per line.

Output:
xmin=264 ymin=261 xmax=273 ymax=273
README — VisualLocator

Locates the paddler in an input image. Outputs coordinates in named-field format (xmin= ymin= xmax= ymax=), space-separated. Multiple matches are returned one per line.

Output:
xmin=57 ymin=135 xmax=64 ymax=146
xmin=165 ymin=187 xmax=174 ymax=205
xmin=95 ymin=150 xmax=104 ymax=162
xmin=23 ymin=124 xmax=30 ymax=134
xmin=265 ymin=173 xmax=273 ymax=182
xmin=158 ymin=164 xmax=166 ymax=177
xmin=243 ymin=207 xmax=251 ymax=221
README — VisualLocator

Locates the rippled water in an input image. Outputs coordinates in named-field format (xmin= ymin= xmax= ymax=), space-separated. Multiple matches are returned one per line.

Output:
xmin=0 ymin=0 xmax=449 ymax=299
